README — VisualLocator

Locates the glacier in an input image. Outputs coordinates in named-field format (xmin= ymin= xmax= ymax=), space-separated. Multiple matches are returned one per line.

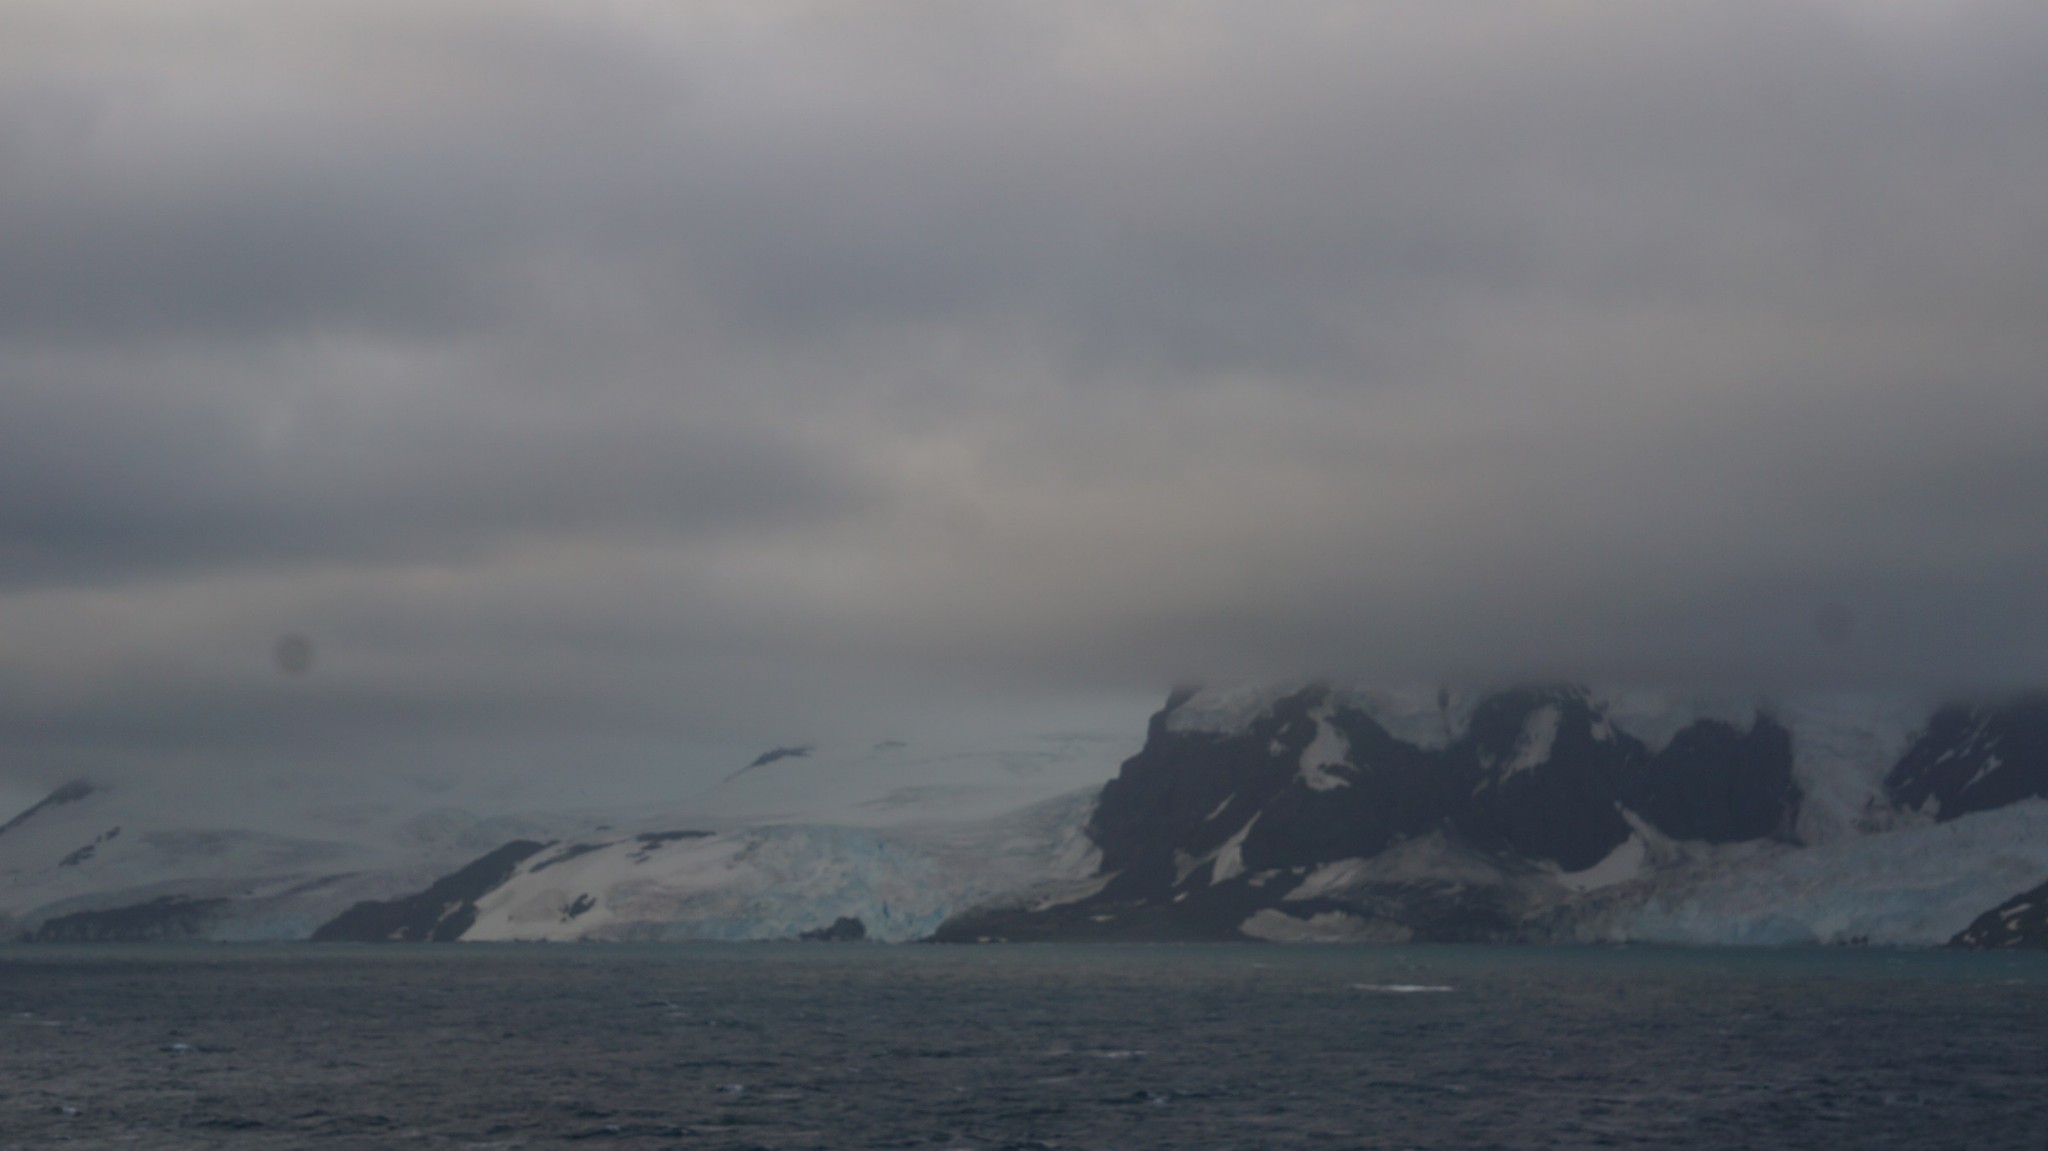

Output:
xmin=460 ymin=788 xmax=1103 ymax=943
xmin=0 ymin=728 xmax=1133 ymax=944
xmin=7 ymin=684 xmax=2048 ymax=948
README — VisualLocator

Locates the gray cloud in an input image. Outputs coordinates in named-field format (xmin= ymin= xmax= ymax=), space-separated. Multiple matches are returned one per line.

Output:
xmin=4 ymin=1 xmax=2048 ymax=808
xmin=0 ymin=349 xmax=875 ymax=585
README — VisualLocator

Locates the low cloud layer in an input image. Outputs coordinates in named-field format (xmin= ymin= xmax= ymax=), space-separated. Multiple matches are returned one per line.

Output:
xmin=5 ymin=2 xmax=2047 ymax=808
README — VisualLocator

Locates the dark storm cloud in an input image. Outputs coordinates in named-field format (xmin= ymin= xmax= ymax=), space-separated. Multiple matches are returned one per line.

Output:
xmin=4 ymin=1 xmax=2048 ymax=806
xmin=0 ymin=357 xmax=874 ymax=585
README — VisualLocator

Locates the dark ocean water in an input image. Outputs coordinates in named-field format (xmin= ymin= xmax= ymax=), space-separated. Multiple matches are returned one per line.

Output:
xmin=2 ymin=943 xmax=2044 ymax=1150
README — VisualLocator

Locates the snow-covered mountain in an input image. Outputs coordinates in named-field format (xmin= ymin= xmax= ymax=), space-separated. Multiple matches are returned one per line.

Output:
xmin=934 ymin=685 xmax=2048 ymax=948
xmin=0 ymin=731 xmax=1136 ymax=944
xmin=0 ymin=772 xmax=600 ymax=943
xmin=313 ymin=789 xmax=1103 ymax=944
xmin=8 ymin=686 xmax=2048 ymax=948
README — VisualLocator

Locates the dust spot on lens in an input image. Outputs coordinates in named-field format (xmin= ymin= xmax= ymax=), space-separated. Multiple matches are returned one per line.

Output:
xmin=273 ymin=634 xmax=315 ymax=677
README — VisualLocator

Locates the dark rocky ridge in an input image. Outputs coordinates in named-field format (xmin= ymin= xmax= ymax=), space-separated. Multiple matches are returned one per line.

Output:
xmin=799 ymin=916 xmax=868 ymax=941
xmin=1091 ymin=686 xmax=1798 ymax=880
xmin=312 ymin=840 xmax=550 ymax=942
xmin=943 ymin=684 xmax=2048 ymax=944
xmin=0 ymin=781 xmax=95 ymax=838
xmin=30 ymin=895 xmax=228 ymax=942
xmin=1951 ymin=880 xmax=2048 ymax=950
xmin=1887 ymin=696 xmax=2048 ymax=820
xmin=1893 ymin=695 xmax=2048 ymax=949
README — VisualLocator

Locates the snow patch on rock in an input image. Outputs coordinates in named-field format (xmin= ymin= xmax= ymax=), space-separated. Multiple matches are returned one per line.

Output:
xmin=1241 ymin=908 xmax=1412 ymax=943
xmin=1210 ymin=815 xmax=1261 ymax=884
xmin=1283 ymin=835 xmax=1507 ymax=901
xmin=1502 ymin=705 xmax=1561 ymax=778
xmin=1287 ymin=857 xmax=1373 ymax=902
xmin=1556 ymin=833 xmax=1646 ymax=893
xmin=1298 ymin=712 xmax=1352 ymax=791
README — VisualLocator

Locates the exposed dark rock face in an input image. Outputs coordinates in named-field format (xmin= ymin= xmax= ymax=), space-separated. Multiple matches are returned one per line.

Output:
xmin=934 ymin=871 xmax=1521 ymax=945
xmin=629 ymin=830 xmax=714 ymax=863
xmin=0 ymin=781 xmax=95 ymax=838
xmin=1627 ymin=714 xmax=1798 ymax=843
xmin=940 ymin=685 xmax=1806 ymax=943
xmin=528 ymin=842 xmax=614 ymax=873
xmin=1887 ymin=697 xmax=2048 ymax=820
xmin=30 ymin=896 xmax=228 ymax=942
xmin=311 ymin=840 xmax=549 ymax=942
xmin=633 ymin=830 xmax=713 ymax=848
xmin=1950 ymin=880 xmax=2048 ymax=949
xmin=1453 ymin=688 xmax=1637 ymax=870
xmin=56 ymin=826 xmax=124 ymax=870
xmin=799 ymin=916 xmax=867 ymax=941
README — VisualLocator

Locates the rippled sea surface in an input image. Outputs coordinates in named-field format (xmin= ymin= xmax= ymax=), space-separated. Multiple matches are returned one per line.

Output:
xmin=3 ymin=943 xmax=2045 ymax=1149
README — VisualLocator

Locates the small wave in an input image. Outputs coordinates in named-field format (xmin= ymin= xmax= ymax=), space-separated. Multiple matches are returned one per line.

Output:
xmin=1352 ymin=983 xmax=1454 ymax=993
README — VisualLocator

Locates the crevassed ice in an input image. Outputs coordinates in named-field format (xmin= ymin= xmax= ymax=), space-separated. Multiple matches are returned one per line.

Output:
xmin=1772 ymin=694 xmax=1928 ymax=845
xmin=461 ymin=790 xmax=1105 ymax=944
xmin=1618 ymin=799 xmax=2048 ymax=946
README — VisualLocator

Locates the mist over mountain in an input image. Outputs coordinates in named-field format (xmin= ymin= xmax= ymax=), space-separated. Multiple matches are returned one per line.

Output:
xmin=10 ymin=11 xmax=2048 ymax=1151
xmin=6 ymin=2 xmax=2048 ymax=822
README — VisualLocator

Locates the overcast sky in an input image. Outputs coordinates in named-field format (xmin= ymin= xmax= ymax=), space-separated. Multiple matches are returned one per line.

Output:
xmin=4 ymin=1 xmax=2047 ymax=811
